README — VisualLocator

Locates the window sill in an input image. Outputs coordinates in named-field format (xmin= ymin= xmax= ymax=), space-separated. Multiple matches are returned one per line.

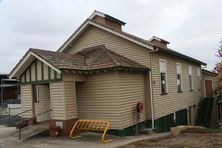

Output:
xmin=177 ymin=91 xmax=183 ymax=93
xmin=160 ymin=93 xmax=168 ymax=96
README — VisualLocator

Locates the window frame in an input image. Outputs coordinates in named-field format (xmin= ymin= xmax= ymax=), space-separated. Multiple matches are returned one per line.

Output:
xmin=197 ymin=67 xmax=201 ymax=78
xmin=32 ymin=85 xmax=39 ymax=103
xmin=159 ymin=59 xmax=168 ymax=94
xmin=188 ymin=66 xmax=193 ymax=91
xmin=176 ymin=63 xmax=183 ymax=93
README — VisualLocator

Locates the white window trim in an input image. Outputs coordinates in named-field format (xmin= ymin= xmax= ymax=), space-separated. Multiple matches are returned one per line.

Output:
xmin=197 ymin=67 xmax=201 ymax=77
xmin=159 ymin=59 xmax=168 ymax=93
xmin=197 ymin=67 xmax=201 ymax=90
xmin=176 ymin=63 xmax=183 ymax=91
xmin=188 ymin=66 xmax=193 ymax=90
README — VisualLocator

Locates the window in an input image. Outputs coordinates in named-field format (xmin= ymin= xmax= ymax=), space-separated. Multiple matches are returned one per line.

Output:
xmin=176 ymin=63 xmax=182 ymax=92
xmin=32 ymin=85 xmax=39 ymax=103
xmin=160 ymin=59 xmax=167 ymax=94
xmin=188 ymin=66 xmax=193 ymax=91
xmin=197 ymin=67 xmax=201 ymax=90
xmin=197 ymin=67 xmax=200 ymax=79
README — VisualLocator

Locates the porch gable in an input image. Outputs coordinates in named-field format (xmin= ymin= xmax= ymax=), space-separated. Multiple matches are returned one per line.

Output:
xmin=20 ymin=59 xmax=62 ymax=84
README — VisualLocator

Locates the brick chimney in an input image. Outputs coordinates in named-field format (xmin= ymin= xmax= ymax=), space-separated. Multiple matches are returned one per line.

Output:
xmin=149 ymin=36 xmax=170 ymax=48
xmin=89 ymin=10 xmax=126 ymax=31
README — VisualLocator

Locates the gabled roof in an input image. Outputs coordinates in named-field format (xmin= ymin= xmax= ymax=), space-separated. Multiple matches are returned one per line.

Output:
xmin=57 ymin=10 xmax=206 ymax=66
xmin=9 ymin=48 xmax=62 ymax=79
xmin=57 ymin=19 xmax=154 ymax=52
xmin=10 ymin=46 xmax=149 ymax=78
xmin=89 ymin=10 xmax=126 ymax=25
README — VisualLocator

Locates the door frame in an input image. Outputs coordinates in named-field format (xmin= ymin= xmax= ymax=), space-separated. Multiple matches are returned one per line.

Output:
xmin=32 ymin=83 xmax=51 ymax=122
xmin=203 ymin=79 xmax=213 ymax=98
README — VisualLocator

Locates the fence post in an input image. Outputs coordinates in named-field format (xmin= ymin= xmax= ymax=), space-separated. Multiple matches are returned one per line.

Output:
xmin=8 ymin=106 xmax=10 ymax=127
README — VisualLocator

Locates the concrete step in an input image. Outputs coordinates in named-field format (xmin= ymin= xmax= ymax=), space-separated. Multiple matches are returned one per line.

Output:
xmin=16 ymin=121 xmax=49 ymax=141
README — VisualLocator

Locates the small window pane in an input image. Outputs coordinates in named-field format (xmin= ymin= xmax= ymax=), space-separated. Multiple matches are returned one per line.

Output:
xmin=177 ymin=74 xmax=182 ymax=92
xmin=160 ymin=61 xmax=167 ymax=72
xmin=189 ymin=75 xmax=193 ymax=90
xmin=161 ymin=72 xmax=166 ymax=93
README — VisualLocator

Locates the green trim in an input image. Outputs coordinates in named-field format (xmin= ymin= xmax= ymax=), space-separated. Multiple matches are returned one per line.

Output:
xmin=154 ymin=113 xmax=175 ymax=132
xmin=48 ymin=67 xmax=51 ymax=80
xmin=35 ymin=60 xmax=37 ymax=81
xmin=108 ymin=108 xmax=189 ymax=136
xmin=108 ymin=121 xmax=147 ymax=136
xmin=20 ymin=78 xmax=62 ymax=84
xmin=176 ymin=109 xmax=188 ymax=126
xmin=29 ymin=66 xmax=31 ymax=82
xmin=20 ymin=65 xmax=62 ymax=85
xmin=24 ymin=70 xmax=27 ymax=82
xmin=41 ymin=62 xmax=44 ymax=80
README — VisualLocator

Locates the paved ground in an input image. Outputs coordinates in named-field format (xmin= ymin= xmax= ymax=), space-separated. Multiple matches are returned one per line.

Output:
xmin=0 ymin=126 xmax=169 ymax=148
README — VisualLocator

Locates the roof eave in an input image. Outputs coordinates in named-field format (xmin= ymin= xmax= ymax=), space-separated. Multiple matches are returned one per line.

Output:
xmin=157 ymin=47 xmax=206 ymax=66
xmin=9 ymin=50 xmax=61 ymax=79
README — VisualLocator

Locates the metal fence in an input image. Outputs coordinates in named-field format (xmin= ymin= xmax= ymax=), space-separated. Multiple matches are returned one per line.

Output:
xmin=0 ymin=107 xmax=32 ymax=127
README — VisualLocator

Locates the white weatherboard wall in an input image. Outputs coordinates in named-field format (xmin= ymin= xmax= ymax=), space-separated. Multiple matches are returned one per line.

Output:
xmin=50 ymin=74 xmax=81 ymax=121
xmin=20 ymin=84 xmax=33 ymax=118
xmin=118 ymin=72 xmax=151 ymax=129
xmin=34 ymin=84 xmax=50 ymax=122
xmin=76 ymin=71 xmax=151 ymax=130
xmin=76 ymin=72 xmax=119 ymax=129
xmin=50 ymin=82 xmax=65 ymax=120
xmin=151 ymin=52 xmax=202 ymax=119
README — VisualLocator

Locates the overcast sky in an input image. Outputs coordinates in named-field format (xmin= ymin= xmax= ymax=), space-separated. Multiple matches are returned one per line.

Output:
xmin=0 ymin=0 xmax=221 ymax=73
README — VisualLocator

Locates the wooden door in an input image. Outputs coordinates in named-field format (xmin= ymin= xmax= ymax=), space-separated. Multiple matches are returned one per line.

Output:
xmin=205 ymin=80 xmax=213 ymax=98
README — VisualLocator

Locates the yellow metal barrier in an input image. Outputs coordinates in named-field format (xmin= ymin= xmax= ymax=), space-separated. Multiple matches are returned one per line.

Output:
xmin=70 ymin=120 xmax=112 ymax=143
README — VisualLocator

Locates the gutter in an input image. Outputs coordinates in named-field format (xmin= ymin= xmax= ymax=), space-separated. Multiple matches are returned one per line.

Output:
xmin=148 ymin=47 xmax=159 ymax=129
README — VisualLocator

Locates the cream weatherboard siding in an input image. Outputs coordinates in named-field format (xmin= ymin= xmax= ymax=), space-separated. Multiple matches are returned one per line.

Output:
xmin=118 ymin=72 xmax=151 ymax=129
xmin=50 ymin=74 xmax=83 ymax=121
xmin=50 ymin=82 xmax=65 ymax=120
xmin=64 ymin=26 xmax=151 ymax=68
xmin=76 ymin=71 xmax=151 ymax=130
xmin=21 ymin=84 xmax=51 ymax=121
xmin=34 ymin=84 xmax=50 ymax=122
xmin=20 ymin=84 xmax=33 ymax=118
xmin=63 ymin=81 xmax=78 ymax=120
xmin=151 ymin=52 xmax=202 ymax=119
xmin=76 ymin=72 xmax=120 ymax=129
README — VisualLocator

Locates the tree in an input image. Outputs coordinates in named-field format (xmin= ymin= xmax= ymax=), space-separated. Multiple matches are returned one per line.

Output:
xmin=214 ymin=39 xmax=222 ymax=126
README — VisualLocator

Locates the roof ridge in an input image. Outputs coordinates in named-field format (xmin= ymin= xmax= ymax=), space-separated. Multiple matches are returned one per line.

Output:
xmin=89 ymin=20 xmax=153 ymax=47
xmin=104 ymin=47 xmax=147 ymax=68
xmin=29 ymin=48 xmax=60 ymax=69
xmin=103 ymin=47 xmax=121 ymax=67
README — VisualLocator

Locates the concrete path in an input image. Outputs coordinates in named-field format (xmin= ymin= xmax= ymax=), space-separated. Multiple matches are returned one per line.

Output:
xmin=0 ymin=125 xmax=169 ymax=148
